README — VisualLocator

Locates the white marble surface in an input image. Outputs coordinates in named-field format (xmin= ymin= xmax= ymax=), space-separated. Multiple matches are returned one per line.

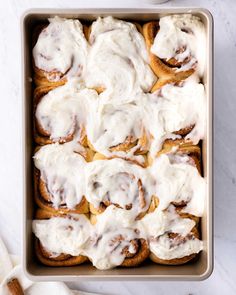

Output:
xmin=0 ymin=0 xmax=235 ymax=294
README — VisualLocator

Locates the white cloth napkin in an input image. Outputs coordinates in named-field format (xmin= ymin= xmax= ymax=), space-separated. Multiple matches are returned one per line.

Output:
xmin=0 ymin=236 xmax=100 ymax=295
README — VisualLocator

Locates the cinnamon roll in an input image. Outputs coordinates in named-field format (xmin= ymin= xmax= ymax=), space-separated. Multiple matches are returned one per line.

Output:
xmin=33 ymin=17 xmax=89 ymax=87
xmin=156 ymin=143 xmax=202 ymax=174
xmin=33 ymin=142 xmax=90 ymax=214
xmin=34 ymin=79 xmax=98 ymax=146
xmin=33 ymin=209 xmax=88 ymax=266
xmin=144 ymin=78 xmax=206 ymax=156
xmin=143 ymin=14 xmax=206 ymax=85
xmin=149 ymin=227 xmax=201 ymax=265
xmin=33 ymin=206 xmax=150 ymax=269
xmin=86 ymin=102 xmax=149 ymax=167
xmin=85 ymin=157 xmax=153 ymax=217
xmin=149 ymin=153 xmax=206 ymax=217
xmin=140 ymin=205 xmax=202 ymax=265
xmin=87 ymin=206 xmax=149 ymax=269
xmin=33 ymin=203 xmax=203 ymax=269
xmin=86 ymin=16 xmax=156 ymax=102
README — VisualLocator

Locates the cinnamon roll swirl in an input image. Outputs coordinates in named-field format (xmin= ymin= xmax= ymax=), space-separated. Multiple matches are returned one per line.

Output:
xmin=33 ymin=209 xmax=88 ymax=266
xmin=85 ymin=157 xmax=153 ymax=217
xmin=143 ymin=14 xmax=206 ymax=85
xmin=33 ymin=17 xmax=89 ymax=87
xmin=140 ymin=205 xmax=202 ymax=265
xmin=86 ymin=16 xmax=156 ymax=102
xmin=157 ymin=143 xmax=202 ymax=174
xmin=148 ymin=153 xmax=205 ymax=217
xmin=34 ymin=79 xmax=98 ymax=146
xmin=144 ymin=78 xmax=206 ymax=156
xmin=149 ymin=227 xmax=201 ymax=265
xmin=88 ymin=206 xmax=149 ymax=269
xmin=86 ymin=102 xmax=149 ymax=167
xmin=33 ymin=142 xmax=90 ymax=214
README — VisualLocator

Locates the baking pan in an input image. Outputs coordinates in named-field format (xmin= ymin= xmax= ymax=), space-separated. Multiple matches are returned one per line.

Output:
xmin=21 ymin=8 xmax=213 ymax=281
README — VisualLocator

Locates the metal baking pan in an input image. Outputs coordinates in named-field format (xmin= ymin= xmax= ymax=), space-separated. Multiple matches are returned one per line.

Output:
xmin=21 ymin=8 xmax=213 ymax=281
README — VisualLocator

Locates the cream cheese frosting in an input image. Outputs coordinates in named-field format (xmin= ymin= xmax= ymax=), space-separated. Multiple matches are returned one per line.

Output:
xmin=33 ymin=205 xmax=203 ymax=270
xmin=85 ymin=101 xmax=146 ymax=162
xmin=85 ymin=157 xmax=153 ymax=214
xmin=85 ymin=16 xmax=156 ymax=103
xmin=35 ymin=78 xmax=98 ymax=141
xmin=150 ymin=155 xmax=206 ymax=217
xmin=35 ymin=78 xmax=206 ymax=159
xmin=34 ymin=16 xmax=206 ymax=160
xmin=32 ymin=15 xmax=207 ymax=270
xmin=144 ymin=78 xmax=206 ymax=155
xmin=33 ymin=16 xmax=89 ymax=81
xmin=151 ymin=14 xmax=206 ymax=76
xmin=34 ymin=142 xmax=87 ymax=209
xmin=149 ymin=232 xmax=203 ymax=260
xmin=33 ymin=215 xmax=91 ymax=257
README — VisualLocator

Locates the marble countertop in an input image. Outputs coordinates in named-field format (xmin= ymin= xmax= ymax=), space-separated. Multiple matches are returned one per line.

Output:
xmin=0 ymin=0 xmax=235 ymax=294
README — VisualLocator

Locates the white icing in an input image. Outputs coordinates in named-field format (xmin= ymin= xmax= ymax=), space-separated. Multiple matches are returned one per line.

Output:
xmin=138 ymin=205 xmax=196 ymax=238
xmin=86 ymin=16 xmax=156 ymax=103
xmin=86 ymin=101 xmax=145 ymax=160
xmin=33 ymin=16 xmax=88 ymax=81
xmin=85 ymin=206 xmax=139 ymax=269
xmin=150 ymin=154 xmax=206 ymax=217
xmin=85 ymin=158 xmax=152 ymax=214
xmin=33 ymin=142 xmax=87 ymax=209
xmin=36 ymin=78 xmax=206 ymax=159
xmin=35 ymin=78 xmax=98 ymax=140
xmin=149 ymin=233 xmax=203 ymax=260
xmin=32 ymin=215 xmax=91 ymax=256
xmin=34 ymin=17 xmax=206 ymax=160
xmin=151 ymin=14 xmax=206 ymax=76
xmin=34 ymin=144 xmax=205 ymax=216
xmin=144 ymin=79 xmax=206 ymax=154
xmin=33 ymin=205 xmax=203 ymax=269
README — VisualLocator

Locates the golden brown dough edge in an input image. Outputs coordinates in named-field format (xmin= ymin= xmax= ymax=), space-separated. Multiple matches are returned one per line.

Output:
xmin=150 ymin=227 xmax=200 ymax=265
xmin=142 ymin=21 xmax=195 ymax=88
xmin=33 ymin=85 xmax=90 ymax=147
xmin=34 ymin=168 xmax=90 ymax=214
xmin=121 ymin=238 xmax=150 ymax=267
xmin=35 ymin=238 xmax=87 ymax=267
xmin=34 ymin=208 xmax=88 ymax=266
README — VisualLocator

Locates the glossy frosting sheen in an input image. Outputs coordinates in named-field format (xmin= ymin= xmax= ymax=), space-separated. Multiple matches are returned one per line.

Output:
xmin=33 ymin=205 xmax=203 ymax=270
xmin=85 ymin=101 xmax=146 ymax=162
xmin=33 ymin=17 xmax=89 ymax=81
xmin=151 ymin=14 xmax=206 ymax=76
xmin=86 ymin=16 xmax=156 ymax=102
xmin=34 ymin=142 xmax=87 ymax=209
xmin=145 ymin=78 xmax=206 ymax=154
xmin=36 ymin=78 xmax=98 ymax=140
